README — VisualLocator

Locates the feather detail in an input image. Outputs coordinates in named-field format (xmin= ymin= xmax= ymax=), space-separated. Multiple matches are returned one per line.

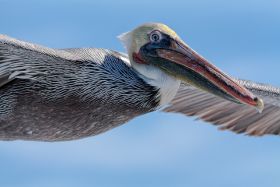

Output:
xmin=164 ymin=81 xmax=280 ymax=136
xmin=0 ymin=35 xmax=159 ymax=141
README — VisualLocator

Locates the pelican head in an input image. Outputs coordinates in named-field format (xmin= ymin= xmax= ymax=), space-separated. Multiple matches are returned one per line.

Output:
xmin=118 ymin=23 xmax=264 ymax=111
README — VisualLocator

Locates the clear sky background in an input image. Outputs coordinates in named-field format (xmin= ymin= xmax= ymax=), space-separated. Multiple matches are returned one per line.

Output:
xmin=0 ymin=0 xmax=280 ymax=187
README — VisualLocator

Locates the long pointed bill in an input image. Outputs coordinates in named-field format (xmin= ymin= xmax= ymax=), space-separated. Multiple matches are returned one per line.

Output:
xmin=155 ymin=39 xmax=264 ymax=112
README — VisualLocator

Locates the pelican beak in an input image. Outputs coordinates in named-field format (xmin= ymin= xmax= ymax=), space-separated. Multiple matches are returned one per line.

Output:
xmin=140 ymin=36 xmax=264 ymax=112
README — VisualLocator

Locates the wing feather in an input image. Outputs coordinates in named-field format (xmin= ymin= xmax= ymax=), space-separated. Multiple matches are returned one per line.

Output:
xmin=0 ymin=35 xmax=130 ymax=88
xmin=164 ymin=80 xmax=280 ymax=136
xmin=0 ymin=34 xmax=80 ymax=87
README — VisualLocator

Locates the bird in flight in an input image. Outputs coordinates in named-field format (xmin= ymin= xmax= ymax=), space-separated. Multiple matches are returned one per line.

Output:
xmin=0 ymin=23 xmax=279 ymax=141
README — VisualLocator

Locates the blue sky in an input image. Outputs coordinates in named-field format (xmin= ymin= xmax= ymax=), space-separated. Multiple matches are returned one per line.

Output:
xmin=0 ymin=0 xmax=280 ymax=187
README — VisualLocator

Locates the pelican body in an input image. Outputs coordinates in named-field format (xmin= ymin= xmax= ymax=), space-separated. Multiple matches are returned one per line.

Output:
xmin=0 ymin=46 xmax=160 ymax=140
xmin=0 ymin=23 xmax=279 ymax=141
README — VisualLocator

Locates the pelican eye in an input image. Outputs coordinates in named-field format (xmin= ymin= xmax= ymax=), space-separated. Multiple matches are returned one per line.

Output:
xmin=149 ymin=30 xmax=162 ymax=43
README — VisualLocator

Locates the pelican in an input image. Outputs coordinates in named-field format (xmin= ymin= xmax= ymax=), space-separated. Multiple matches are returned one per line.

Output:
xmin=0 ymin=23 xmax=279 ymax=141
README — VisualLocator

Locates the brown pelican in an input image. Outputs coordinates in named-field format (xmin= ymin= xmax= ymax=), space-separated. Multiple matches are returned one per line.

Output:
xmin=0 ymin=23 xmax=279 ymax=141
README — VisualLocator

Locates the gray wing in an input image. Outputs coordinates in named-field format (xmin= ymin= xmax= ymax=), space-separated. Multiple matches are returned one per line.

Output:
xmin=0 ymin=35 xmax=148 ymax=141
xmin=0 ymin=34 xmax=130 ymax=88
xmin=0 ymin=34 xmax=79 ymax=87
xmin=164 ymin=80 xmax=280 ymax=136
